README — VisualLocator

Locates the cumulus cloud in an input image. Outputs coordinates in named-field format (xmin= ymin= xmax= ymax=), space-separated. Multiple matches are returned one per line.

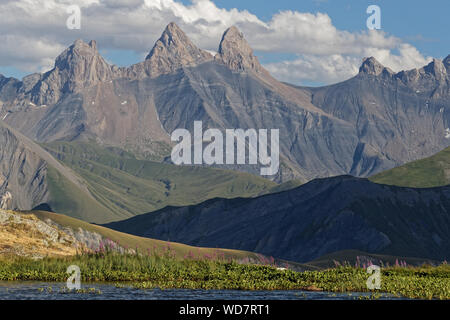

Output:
xmin=0 ymin=0 xmax=433 ymax=84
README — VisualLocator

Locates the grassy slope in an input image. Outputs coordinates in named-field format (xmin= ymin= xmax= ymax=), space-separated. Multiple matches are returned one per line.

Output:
xmin=307 ymin=250 xmax=441 ymax=269
xmin=46 ymin=166 xmax=123 ymax=223
xmin=42 ymin=141 xmax=277 ymax=223
xmin=29 ymin=210 xmax=264 ymax=261
xmin=264 ymin=179 xmax=303 ymax=194
xmin=370 ymin=147 xmax=450 ymax=188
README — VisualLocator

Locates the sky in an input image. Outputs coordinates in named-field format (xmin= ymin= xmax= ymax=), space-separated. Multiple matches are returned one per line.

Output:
xmin=0 ymin=0 xmax=448 ymax=86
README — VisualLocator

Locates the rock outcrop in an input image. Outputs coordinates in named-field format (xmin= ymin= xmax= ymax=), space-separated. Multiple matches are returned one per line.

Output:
xmin=0 ymin=209 xmax=128 ymax=259
xmin=27 ymin=39 xmax=117 ymax=105
xmin=125 ymin=22 xmax=213 ymax=79
xmin=359 ymin=56 xmax=394 ymax=76
xmin=215 ymin=26 xmax=266 ymax=74
xmin=145 ymin=22 xmax=213 ymax=75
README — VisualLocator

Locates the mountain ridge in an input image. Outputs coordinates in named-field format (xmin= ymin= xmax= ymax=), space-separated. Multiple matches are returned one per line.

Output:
xmin=0 ymin=22 xmax=449 ymax=183
xmin=104 ymin=175 xmax=450 ymax=263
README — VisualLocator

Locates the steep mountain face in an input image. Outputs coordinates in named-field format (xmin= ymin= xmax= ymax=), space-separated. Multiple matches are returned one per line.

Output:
xmin=0 ymin=119 xmax=132 ymax=223
xmin=215 ymin=26 xmax=266 ymax=74
xmin=0 ymin=120 xmax=94 ymax=211
xmin=0 ymin=121 xmax=48 ymax=210
xmin=124 ymin=22 xmax=213 ymax=80
xmin=0 ymin=23 xmax=449 ymax=182
xmin=306 ymin=55 xmax=450 ymax=177
xmin=105 ymin=175 xmax=450 ymax=263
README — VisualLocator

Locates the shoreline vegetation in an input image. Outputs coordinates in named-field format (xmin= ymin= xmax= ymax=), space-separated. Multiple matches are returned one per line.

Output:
xmin=1 ymin=249 xmax=449 ymax=300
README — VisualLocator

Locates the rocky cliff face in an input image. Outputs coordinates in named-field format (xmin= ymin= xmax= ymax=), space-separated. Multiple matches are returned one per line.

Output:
xmin=0 ymin=23 xmax=449 ymax=182
xmin=124 ymin=22 xmax=213 ymax=80
xmin=105 ymin=175 xmax=450 ymax=263
xmin=309 ymin=56 xmax=450 ymax=178
xmin=25 ymin=40 xmax=117 ymax=106
xmin=215 ymin=26 xmax=266 ymax=74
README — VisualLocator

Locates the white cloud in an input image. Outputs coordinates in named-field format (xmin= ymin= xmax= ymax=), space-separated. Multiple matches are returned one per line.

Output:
xmin=265 ymin=55 xmax=360 ymax=85
xmin=0 ymin=0 xmax=433 ymax=84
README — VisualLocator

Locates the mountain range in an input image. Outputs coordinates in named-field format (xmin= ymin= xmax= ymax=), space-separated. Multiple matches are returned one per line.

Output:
xmin=1 ymin=22 xmax=449 ymax=183
xmin=0 ymin=119 xmax=275 ymax=223
xmin=0 ymin=22 xmax=449 ymax=264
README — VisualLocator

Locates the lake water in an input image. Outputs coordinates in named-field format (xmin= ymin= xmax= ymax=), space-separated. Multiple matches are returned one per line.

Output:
xmin=0 ymin=281 xmax=405 ymax=300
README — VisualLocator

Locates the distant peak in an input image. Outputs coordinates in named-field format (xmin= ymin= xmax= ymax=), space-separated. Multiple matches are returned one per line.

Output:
xmin=143 ymin=22 xmax=212 ymax=76
xmin=146 ymin=22 xmax=206 ymax=60
xmin=165 ymin=22 xmax=184 ymax=35
xmin=359 ymin=57 xmax=392 ymax=76
xmin=423 ymin=58 xmax=447 ymax=80
xmin=89 ymin=40 xmax=97 ymax=50
xmin=222 ymin=26 xmax=241 ymax=39
xmin=72 ymin=39 xmax=97 ymax=51
xmin=154 ymin=22 xmax=189 ymax=51
xmin=216 ymin=26 xmax=264 ymax=73
xmin=55 ymin=39 xmax=101 ymax=68
xmin=444 ymin=54 xmax=450 ymax=65
xmin=31 ymin=39 xmax=114 ymax=105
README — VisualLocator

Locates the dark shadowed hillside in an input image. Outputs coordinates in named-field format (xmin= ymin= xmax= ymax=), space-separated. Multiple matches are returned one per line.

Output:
xmin=105 ymin=175 xmax=450 ymax=263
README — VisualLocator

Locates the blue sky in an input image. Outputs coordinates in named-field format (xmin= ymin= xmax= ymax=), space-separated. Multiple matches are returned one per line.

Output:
xmin=0 ymin=0 xmax=448 ymax=85
xmin=210 ymin=0 xmax=448 ymax=59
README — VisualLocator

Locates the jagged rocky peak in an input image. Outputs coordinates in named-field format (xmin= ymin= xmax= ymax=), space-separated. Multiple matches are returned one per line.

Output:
xmin=444 ymin=54 xmax=450 ymax=67
xmin=423 ymin=58 xmax=447 ymax=80
xmin=144 ymin=22 xmax=213 ymax=76
xmin=29 ymin=39 xmax=115 ymax=105
xmin=444 ymin=54 xmax=450 ymax=75
xmin=359 ymin=57 xmax=393 ymax=76
xmin=215 ymin=26 xmax=265 ymax=73
xmin=54 ymin=39 xmax=113 ymax=83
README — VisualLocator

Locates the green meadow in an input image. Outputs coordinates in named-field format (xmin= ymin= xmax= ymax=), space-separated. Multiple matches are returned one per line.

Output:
xmin=1 ymin=251 xmax=448 ymax=300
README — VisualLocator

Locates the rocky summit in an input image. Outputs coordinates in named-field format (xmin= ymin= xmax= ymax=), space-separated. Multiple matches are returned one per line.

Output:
xmin=215 ymin=26 xmax=266 ymax=74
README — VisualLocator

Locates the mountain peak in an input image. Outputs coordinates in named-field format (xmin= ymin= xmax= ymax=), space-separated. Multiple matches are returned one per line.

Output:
xmin=359 ymin=57 xmax=393 ymax=76
xmin=143 ymin=22 xmax=212 ymax=76
xmin=423 ymin=58 xmax=447 ymax=80
xmin=29 ymin=39 xmax=114 ymax=105
xmin=55 ymin=39 xmax=102 ymax=70
xmin=215 ymin=26 xmax=265 ymax=73
xmin=444 ymin=54 xmax=450 ymax=73
xmin=444 ymin=54 xmax=450 ymax=65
